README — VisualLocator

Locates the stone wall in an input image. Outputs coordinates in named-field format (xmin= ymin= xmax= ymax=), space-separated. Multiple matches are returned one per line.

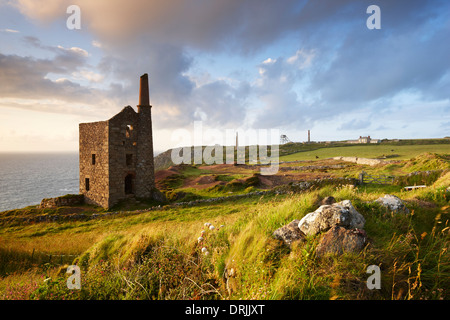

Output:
xmin=136 ymin=104 xmax=155 ymax=198
xmin=79 ymin=120 xmax=110 ymax=208
xmin=40 ymin=194 xmax=84 ymax=208
xmin=108 ymin=106 xmax=139 ymax=208
xmin=333 ymin=156 xmax=385 ymax=166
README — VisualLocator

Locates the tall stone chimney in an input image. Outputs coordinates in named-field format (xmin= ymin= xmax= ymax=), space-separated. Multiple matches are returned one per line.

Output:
xmin=135 ymin=73 xmax=155 ymax=198
xmin=139 ymin=73 xmax=150 ymax=107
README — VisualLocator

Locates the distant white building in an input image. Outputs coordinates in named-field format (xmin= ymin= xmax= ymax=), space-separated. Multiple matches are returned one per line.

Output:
xmin=347 ymin=136 xmax=380 ymax=144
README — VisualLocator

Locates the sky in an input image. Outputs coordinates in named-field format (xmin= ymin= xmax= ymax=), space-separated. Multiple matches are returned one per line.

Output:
xmin=0 ymin=0 xmax=449 ymax=153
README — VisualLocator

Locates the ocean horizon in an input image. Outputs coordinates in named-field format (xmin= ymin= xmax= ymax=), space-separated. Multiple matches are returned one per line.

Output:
xmin=0 ymin=152 xmax=79 ymax=212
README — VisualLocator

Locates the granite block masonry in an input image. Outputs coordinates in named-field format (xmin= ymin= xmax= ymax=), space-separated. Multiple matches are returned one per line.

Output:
xmin=79 ymin=74 xmax=156 ymax=209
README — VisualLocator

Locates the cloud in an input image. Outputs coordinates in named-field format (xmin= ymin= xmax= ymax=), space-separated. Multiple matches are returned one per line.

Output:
xmin=56 ymin=45 xmax=88 ymax=57
xmin=13 ymin=0 xmax=383 ymax=54
xmin=287 ymin=49 xmax=316 ymax=68
xmin=91 ymin=40 xmax=102 ymax=48
xmin=0 ymin=49 xmax=118 ymax=120
xmin=72 ymin=70 xmax=103 ymax=82
xmin=0 ymin=49 xmax=92 ymax=100
xmin=1 ymin=28 xmax=19 ymax=33
xmin=251 ymin=50 xmax=318 ymax=129
xmin=12 ymin=0 xmax=304 ymax=52
xmin=7 ymin=0 xmax=450 ymax=137
xmin=307 ymin=1 xmax=450 ymax=105
xmin=186 ymin=79 xmax=251 ymax=127
xmin=23 ymin=36 xmax=90 ymax=69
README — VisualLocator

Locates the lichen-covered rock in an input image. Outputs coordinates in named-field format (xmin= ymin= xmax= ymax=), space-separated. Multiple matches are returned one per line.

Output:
xmin=298 ymin=200 xmax=365 ymax=236
xmin=316 ymin=226 xmax=367 ymax=257
xmin=273 ymin=219 xmax=306 ymax=246
xmin=298 ymin=205 xmax=350 ymax=236
xmin=375 ymin=194 xmax=409 ymax=213
xmin=336 ymin=200 xmax=366 ymax=229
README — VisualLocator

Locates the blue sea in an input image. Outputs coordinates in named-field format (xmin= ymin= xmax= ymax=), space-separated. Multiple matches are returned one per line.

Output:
xmin=0 ymin=152 xmax=79 ymax=212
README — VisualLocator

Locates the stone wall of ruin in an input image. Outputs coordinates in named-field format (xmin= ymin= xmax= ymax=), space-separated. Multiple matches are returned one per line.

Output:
xmin=107 ymin=106 xmax=139 ymax=207
xmin=40 ymin=194 xmax=84 ymax=208
xmin=136 ymin=104 xmax=155 ymax=198
xmin=79 ymin=120 xmax=109 ymax=208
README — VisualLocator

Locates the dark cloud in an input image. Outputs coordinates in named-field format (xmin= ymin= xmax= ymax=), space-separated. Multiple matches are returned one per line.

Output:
xmin=97 ymin=41 xmax=194 ymax=107
xmin=310 ymin=23 xmax=450 ymax=105
xmin=0 ymin=48 xmax=111 ymax=117
xmin=252 ymin=0 xmax=450 ymax=131
xmin=0 ymin=53 xmax=87 ymax=100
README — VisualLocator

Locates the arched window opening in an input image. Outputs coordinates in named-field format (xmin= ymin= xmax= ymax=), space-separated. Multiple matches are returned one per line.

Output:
xmin=126 ymin=125 xmax=133 ymax=138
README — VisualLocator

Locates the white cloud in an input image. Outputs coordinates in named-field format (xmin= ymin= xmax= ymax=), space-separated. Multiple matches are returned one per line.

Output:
xmin=262 ymin=58 xmax=276 ymax=64
xmin=57 ymin=45 xmax=89 ymax=57
xmin=91 ymin=40 xmax=102 ymax=48
xmin=73 ymin=70 xmax=104 ymax=82
xmin=1 ymin=28 xmax=20 ymax=33
xmin=54 ymin=78 xmax=69 ymax=83
xmin=287 ymin=49 xmax=316 ymax=68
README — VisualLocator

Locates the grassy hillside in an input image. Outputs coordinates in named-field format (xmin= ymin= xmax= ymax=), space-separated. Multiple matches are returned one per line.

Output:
xmin=280 ymin=144 xmax=450 ymax=162
xmin=155 ymin=140 xmax=450 ymax=170
xmin=0 ymin=150 xmax=449 ymax=300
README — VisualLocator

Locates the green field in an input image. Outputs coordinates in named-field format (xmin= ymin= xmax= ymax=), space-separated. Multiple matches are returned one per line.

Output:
xmin=280 ymin=143 xmax=450 ymax=162
xmin=0 ymin=148 xmax=449 ymax=301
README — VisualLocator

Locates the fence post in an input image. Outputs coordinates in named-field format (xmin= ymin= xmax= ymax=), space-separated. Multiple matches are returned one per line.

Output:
xmin=359 ymin=172 xmax=365 ymax=185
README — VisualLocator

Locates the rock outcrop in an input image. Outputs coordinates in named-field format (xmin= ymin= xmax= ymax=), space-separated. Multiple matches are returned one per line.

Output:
xmin=375 ymin=194 xmax=410 ymax=214
xmin=316 ymin=226 xmax=367 ymax=257
xmin=298 ymin=200 xmax=365 ymax=236
xmin=273 ymin=219 xmax=306 ymax=246
xmin=273 ymin=199 xmax=368 ymax=256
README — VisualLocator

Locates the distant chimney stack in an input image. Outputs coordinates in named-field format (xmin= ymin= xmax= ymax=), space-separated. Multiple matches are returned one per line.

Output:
xmin=139 ymin=73 xmax=150 ymax=106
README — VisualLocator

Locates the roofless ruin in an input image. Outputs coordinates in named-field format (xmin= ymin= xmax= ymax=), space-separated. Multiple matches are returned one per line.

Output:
xmin=79 ymin=74 xmax=156 ymax=208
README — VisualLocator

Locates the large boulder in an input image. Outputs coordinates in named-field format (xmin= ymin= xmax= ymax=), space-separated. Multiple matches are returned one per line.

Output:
xmin=298 ymin=205 xmax=350 ymax=236
xmin=298 ymin=200 xmax=365 ymax=236
xmin=316 ymin=226 xmax=367 ymax=257
xmin=273 ymin=219 xmax=306 ymax=246
xmin=375 ymin=194 xmax=409 ymax=214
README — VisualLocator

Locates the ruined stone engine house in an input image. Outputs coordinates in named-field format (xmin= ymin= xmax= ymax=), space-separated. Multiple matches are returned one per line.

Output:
xmin=79 ymin=74 xmax=155 ymax=209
